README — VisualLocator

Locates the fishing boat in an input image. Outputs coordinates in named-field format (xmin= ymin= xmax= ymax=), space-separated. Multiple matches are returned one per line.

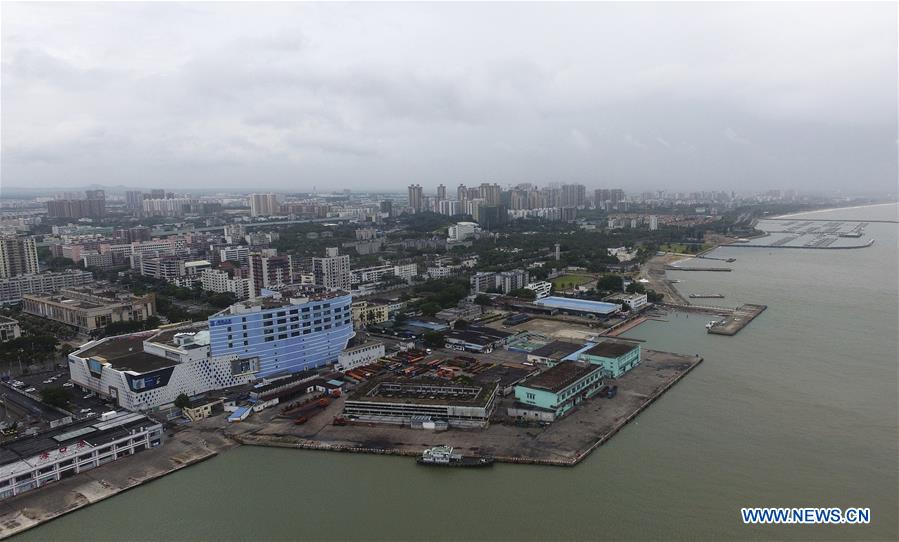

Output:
xmin=416 ymin=446 xmax=494 ymax=468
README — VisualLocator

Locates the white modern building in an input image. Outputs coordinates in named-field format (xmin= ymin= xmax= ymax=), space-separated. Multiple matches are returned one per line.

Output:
xmin=68 ymin=324 xmax=258 ymax=411
xmin=447 ymin=222 xmax=479 ymax=243
xmin=249 ymin=193 xmax=280 ymax=217
xmin=200 ymin=269 xmax=253 ymax=300
xmin=313 ymin=248 xmax=351 ymax=291
xmin=0 ymin=412 xmax=164 ymax=501
xmin=525 ymin=281 xmax=552 ymax=299
xmin=336 ymin=341 xmax=386 ymax=372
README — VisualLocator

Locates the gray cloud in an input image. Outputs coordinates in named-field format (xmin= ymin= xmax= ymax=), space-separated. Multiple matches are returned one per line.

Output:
xmin=1 ymin=2 xmax=896 ymax=193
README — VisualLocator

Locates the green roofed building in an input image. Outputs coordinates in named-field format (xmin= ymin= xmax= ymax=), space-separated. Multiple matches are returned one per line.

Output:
xmin=509 ymin=361 xmax=605 ymax=422
xmin=578 ymin=340 xmax=641 ymax=378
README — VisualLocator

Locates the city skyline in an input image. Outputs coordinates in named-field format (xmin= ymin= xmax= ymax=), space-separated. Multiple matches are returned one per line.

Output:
xmin=2 ymin=3 xmax=896 ymax=194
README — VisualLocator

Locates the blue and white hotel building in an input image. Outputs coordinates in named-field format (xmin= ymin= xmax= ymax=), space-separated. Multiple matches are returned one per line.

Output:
xmin=208 ymin=289 xmax=355 ymax=378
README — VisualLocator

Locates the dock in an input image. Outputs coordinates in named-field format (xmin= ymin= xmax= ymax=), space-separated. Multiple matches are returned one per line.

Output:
xmin=707 ymin=304 xmax=767 ymax=336
xmin=689 ymin=294 xmax=724 ymax=299
xmin=232 ymin=350 xmax=703 ymax=467
xmin=665 ymin=266 xmax=732 ymax=272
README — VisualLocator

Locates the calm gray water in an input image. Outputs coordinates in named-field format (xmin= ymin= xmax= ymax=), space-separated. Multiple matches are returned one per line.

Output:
xmin=17 ymin=205 xmax=899 ymax=541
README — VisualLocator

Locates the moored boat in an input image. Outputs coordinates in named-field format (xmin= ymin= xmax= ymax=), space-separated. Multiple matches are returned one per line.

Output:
xmin=416 ymin=446 xmax=494 ymax=467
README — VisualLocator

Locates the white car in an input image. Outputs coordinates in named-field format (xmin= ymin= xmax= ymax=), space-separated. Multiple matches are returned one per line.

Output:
xmin=24 ymin=387 xmax=36 ymax=393
xmin=63 ymin=382 xmax=74 ymax=388
xmin=42 ymin=380 xmax=52 ymax=384
xmin=79 ymin=408 xmax=92 ymax=414
xmin=11 ymin=382 xmax=24 ymax=388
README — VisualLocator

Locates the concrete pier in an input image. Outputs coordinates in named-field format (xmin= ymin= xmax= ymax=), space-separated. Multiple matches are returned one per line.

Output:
xmin=707 ymin=304 xmax=767 ymax=336
xmin=233 ymin=349 xmax=703 ymax=467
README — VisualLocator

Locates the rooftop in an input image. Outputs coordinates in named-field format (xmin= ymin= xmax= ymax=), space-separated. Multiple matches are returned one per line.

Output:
xmin=519 ymin=361 xmax=602 ymax=394
xmin=349 ymin=377 xmax=497 ymax=407
xmin=0 ymin=412 xmax=158 ymax=476
xmin=76 ymin=333 xmax=175 ymax=373
xmin=534 ymin=296 xmax=620 ymax=315
xmin=583 ymin=340 xmax=639 ymax=359
xmin=529 ymin=340 xmax=584 ymax=360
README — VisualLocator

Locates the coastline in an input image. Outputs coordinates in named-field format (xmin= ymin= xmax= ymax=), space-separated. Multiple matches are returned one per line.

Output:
xmin=770 ymin=201 xmax=898 ymax=219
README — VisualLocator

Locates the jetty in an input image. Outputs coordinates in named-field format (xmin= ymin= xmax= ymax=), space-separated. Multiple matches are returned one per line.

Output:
xmin=665 ymin=266 xmax=732 ymax=272
xmin=707 ymin=304 xmax=767 ymax=336
xmin=231 ymin=350 xmax=703 ymax=467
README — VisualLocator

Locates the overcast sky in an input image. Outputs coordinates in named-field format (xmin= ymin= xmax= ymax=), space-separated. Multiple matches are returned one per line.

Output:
xmin=2 ymin=2 xmax=896 ymax=194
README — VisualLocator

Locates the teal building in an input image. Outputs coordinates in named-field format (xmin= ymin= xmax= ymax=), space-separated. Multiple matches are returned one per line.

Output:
xmin=510 ymin=361 xmax=605 ymax=421
xmin=578 ymin=340 xmax=641 ymax=378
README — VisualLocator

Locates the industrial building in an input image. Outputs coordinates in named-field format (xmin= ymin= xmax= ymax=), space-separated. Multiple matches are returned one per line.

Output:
xmin=509 ymin=361 xmax=605 ymax=422
xmin=343 ymin=378 xmax=498 ymax=428
xmin=22 ymin=287 xmax=156 ymax=334
xmin=443 ymin=326 xmax=515 ymax=353
xmin=207 ymin=289 xmax=355 ymax=378
xmin=533 ymin=296 xmax=620 ymax=318
xmin=68 ymin=324 xmax=258 ymax=411
xmin=526 ymin=341 xmax=585 ymax=366
xmin=578 ymin=340 xmax=641 ymax=378
xmin=0 ymin=412 xmax=163 ymax=500
xmin=604 ymin=292 xmax=648 ymax=312
xmin=336 ymin=341 xmax=385 ymax=372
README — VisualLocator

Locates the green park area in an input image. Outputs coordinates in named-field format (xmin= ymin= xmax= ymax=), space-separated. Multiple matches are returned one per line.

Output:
xmin=549 ymin=274 xmax=594 ymax=290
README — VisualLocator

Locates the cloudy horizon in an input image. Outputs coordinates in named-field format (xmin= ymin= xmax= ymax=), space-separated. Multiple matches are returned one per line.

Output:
xmin=2 ymin=2 xmax=896 ymax=194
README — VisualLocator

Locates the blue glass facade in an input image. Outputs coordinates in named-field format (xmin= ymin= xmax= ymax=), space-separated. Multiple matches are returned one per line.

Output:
xmin=207 ymin=294 xmax=355 ymax=378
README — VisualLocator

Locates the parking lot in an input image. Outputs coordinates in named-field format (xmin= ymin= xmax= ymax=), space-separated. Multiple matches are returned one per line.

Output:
xmin=5 ymin=367 xmax=115 ymax=421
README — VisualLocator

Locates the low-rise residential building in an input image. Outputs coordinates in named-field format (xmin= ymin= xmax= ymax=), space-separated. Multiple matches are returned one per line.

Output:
xmin=0 ymin=316 xmax=21 ymax=342
xmin=0 ymin=412 xmax=163 ymax=501
xmin=336 ymin=341 xmax=386 ymax=372
xmin=605 ymin=292 xmax=648 ymax=312
xmin=509 ymin=361 xmax=605 ymax=422
xmin=23 ymin=288 xmax=156 ymax=333
xmin=200 ymin=269 xmax=253 ymax=300
xmin=525 ymin=281 xmax=552 ymax=299
xmin=470 ymin=269 xmax=530 ymax=295
xmin=351 ymin=301 xmax=389 ymax=329
xmin=0 ymin=270 xmax=94 ymax=304
xmin=139 ymin=256 xmax=186 ymax=280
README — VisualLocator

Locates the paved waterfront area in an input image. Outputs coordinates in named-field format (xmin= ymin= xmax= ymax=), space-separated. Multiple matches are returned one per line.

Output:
xmin=0 ymin=426 xmax=234 ymax=539
xmin=707 ymin=304 xmax=767 ymax=336
xmin=234 ymin=349 xmax=703 ymax=466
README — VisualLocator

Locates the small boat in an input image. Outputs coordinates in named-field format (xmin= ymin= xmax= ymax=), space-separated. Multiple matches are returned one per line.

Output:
xmin=705 ymin=320 xmax=721 ymax=330
xmin=416 ymin=446 xmax=494 ymax=468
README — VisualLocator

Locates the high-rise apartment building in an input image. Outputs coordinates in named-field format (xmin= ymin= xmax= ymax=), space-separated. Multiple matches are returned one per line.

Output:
xmin=0 ymin=237 xmax=39 ymax=278
xmin=407 ymin=185 xmax=424 ymax=213
xmin=249 ymin=193 xmax=280 ymax=217
xmin=561 ymin=184 xmax=586 ymax=208
xmin=312 ymin=247 xmax=351 ymax=291
xmin=479 ymin=183 xmax=502 ymax=205
xmin=249 ymin=253 xmax=293 ymax=296
xmin=125 ymin=190 xmax=144 ymax=210
xmin=436 ymin=184 xmax=447 ymax=201
xmin=46 ymin=199 xmax=106 ymax=219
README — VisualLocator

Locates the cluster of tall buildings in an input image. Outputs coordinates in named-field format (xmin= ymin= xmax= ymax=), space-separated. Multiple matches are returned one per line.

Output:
xmin=405 ymin=183 xmax=629 ymax=227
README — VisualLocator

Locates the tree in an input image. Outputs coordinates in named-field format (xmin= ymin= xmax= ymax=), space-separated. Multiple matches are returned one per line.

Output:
xmin=454 ymin=319 xmax=469 ymax=330
xmin=174 ymin=393 xmax=190 ymax=409
xmin=508 ymin=288 xmax=536 ymax=301
xmin=596 ymin=274 xmax=624 ymax=292
xmin=419 ymin=302 xmax=441 ymax=317
xmin=40 ymin=387 xmax=72 ymax=408
xmin=422 ymin=331 xmax=445 ymax=348
xmin=474 ymin=294 xmax=492 ymax=306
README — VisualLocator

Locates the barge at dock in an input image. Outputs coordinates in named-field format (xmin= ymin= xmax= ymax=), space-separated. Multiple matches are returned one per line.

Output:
xmin=417 ymin=446 xmax=494 ymax=467
xmin=689 ymin=294 xmax=725 ymax=299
